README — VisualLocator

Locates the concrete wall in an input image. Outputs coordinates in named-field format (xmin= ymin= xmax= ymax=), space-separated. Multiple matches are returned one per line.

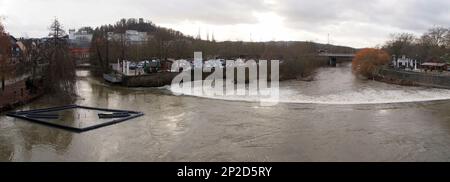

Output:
xmin=121 ymin=67 xmax=279 ymax=87
xmin=122 ymin=72 xmax=180 ymax=87
xmin=377 ymin=68 xmax=450 ymax=89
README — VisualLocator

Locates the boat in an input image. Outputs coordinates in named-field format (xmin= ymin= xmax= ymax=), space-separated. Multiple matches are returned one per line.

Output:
xmin=103 ymin=73 xmax=123 ymax=83
xmin=25 ymin=113 xmax=59 ymax=119
xmin=98 ymin=112 xmax=131 ymax=119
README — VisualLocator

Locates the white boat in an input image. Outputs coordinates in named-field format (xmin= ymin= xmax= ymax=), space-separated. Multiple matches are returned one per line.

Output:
xmin=103 ymin=73 xmax=123 ymax=83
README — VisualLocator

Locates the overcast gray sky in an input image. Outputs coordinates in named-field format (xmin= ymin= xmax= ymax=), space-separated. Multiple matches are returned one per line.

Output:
xmin=1 ymin=0 xmax=449 ymax=48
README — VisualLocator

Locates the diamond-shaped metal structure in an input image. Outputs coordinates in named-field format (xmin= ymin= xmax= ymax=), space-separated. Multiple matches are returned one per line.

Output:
xmin=6 ymin=105 xmax=144 ymax=133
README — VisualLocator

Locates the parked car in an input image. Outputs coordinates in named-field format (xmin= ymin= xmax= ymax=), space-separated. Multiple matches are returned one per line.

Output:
xmin=137 ymin=63 xmax=144 ymax=69
xmin=129 ymin=62 xmax=137 ymax=70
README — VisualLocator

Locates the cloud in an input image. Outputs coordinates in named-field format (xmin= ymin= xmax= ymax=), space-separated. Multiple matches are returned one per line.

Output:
xmin=1 ymin=0 xmax=270 ymax=37
xmin=268 ymin=0 xmax=450 ymax=47
xmin=275 ymin=0 xmax=450 ymax=31
xmin=1 ymin=0 xmax=270 ymax=25
xmin=0 ymin=0 xmax=448 ymax=47
xmin=133 ymin=0 xmax=271 ymax=25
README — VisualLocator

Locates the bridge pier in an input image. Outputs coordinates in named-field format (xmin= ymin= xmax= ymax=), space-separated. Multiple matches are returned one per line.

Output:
xmin=329 ymin=57 xmax=337 ymax=67
xmin=319 ymin=53 xmax=355 ymax=67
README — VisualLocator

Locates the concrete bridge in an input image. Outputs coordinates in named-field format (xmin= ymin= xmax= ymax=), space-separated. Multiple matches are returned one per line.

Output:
xmin=318 ymin=53 xmax=355 ymax=67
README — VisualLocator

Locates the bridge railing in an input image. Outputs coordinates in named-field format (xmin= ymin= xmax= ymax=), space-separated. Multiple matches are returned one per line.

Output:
xmin=318 ymin=53 xmax=355 ymax=57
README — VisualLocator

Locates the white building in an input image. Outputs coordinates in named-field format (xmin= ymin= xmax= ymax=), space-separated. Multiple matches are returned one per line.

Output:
xmin=108 ymin=30 xmax=151 ymax=44
xmin=393 ymin=55 xmax=418 ymax=71
xmin=125 ymin=30 xmax=147 ymax=42
xmin=69 ymin=29 xmax=93 ymax=43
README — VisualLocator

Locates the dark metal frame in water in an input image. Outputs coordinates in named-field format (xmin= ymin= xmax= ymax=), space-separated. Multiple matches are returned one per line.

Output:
xmin=6 ymin=105 xmax=144 ymax=133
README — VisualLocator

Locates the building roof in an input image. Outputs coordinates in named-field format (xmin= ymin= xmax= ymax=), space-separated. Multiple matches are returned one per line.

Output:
xmin=9 ymin=35 xmax=17 ymax=43
xmin=16 ymin=41 xmax=26 ymax=52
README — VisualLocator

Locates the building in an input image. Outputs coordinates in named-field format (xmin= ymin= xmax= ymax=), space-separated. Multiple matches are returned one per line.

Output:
xmin=68 ymin=29 xmax=93 ymax=62
xmin=8 ymin=36 xmax=24 ymax=64
xmin=69 ymin=29 xmax=93 ymax=42
xmin=125 ymin=30 xmax=147 ymax=42
xmin=108 ymin=30 xmax=152 ymax=45
xmin=420 ymin=58 xmax=448 ymax=72
xmin=393 ymin=55 xmax=418 ymax=70
xmin=69 ymin=47 xmax=90 ymax=61
xmin=1 ymin=36 xmax=43 ymax=111
xmin=421 ymin=62 xmax=448 ymax=72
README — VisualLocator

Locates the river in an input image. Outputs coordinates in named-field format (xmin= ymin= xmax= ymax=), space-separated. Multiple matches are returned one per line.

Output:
xmin=2 ymin=63 xmax=450 ymax=162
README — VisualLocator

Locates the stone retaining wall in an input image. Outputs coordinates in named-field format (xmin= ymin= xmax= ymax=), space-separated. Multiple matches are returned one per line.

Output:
xmin=377 ymin=68 xmax=450 ymax=89
xmin=121 ymin=68 xmax=279 ymax=87
xmin=0 ymin=80 xmax=44 ymax=112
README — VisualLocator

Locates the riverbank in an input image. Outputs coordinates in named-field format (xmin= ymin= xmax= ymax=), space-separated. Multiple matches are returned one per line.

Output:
xmin=106 ymin=66 xmax=318 ymax=88
xmin=105 ymin=69 xmax=300 ymax=87
xmin=0 ymin=79 xmax=45 ymax=112
xmin=375 ymin=68 xmax=450 ymax=89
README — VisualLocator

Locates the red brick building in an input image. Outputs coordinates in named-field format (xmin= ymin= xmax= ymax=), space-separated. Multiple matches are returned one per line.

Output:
xmin=69 ymin=47 xmax=90 ymax=62
xmin=68 ymin=29 xmax=93 ymax=62
xmin=0 ymin=36 xmax=44 ymax=111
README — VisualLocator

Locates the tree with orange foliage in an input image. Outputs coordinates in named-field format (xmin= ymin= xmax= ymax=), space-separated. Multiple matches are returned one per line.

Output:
xmin=352 ymin=48 xmax=390 ymax=79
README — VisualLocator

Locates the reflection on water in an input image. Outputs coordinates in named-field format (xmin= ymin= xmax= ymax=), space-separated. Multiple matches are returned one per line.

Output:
xmin=2 ymin=65 xmax=450 ymax=161
xmin=31 ymin=108 xmax=127 ymax=129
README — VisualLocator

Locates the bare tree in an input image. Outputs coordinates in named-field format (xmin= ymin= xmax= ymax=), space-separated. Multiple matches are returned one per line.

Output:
xmin=0 ymin=20 xmax=13 ymax=91
xmin=383 ymin=27 xmax=450 ymax=62
xmin=421 ymin=27 xmax=448 ymax=47
xmin=445 ymin=28 xmax=450 ymax=49
xmin=41 ymin=18 xmax=76 ymax=99
xmin=383 ymin=33 xmax=416 ymax=58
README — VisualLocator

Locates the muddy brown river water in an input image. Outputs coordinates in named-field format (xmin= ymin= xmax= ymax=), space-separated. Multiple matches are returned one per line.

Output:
xmin=2 ymin=64 xmax=450 ymax=162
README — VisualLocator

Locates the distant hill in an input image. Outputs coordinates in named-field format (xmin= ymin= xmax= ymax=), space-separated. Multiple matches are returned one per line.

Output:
xmin=89 ymin=18 xmax=355 ymax=60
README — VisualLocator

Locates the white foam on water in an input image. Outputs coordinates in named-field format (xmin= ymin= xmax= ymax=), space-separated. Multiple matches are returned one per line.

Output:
xmin=168 ymin=80 xmax=450 ymax=105
xmin=278 ymin=88 xmax=450 ymax=105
